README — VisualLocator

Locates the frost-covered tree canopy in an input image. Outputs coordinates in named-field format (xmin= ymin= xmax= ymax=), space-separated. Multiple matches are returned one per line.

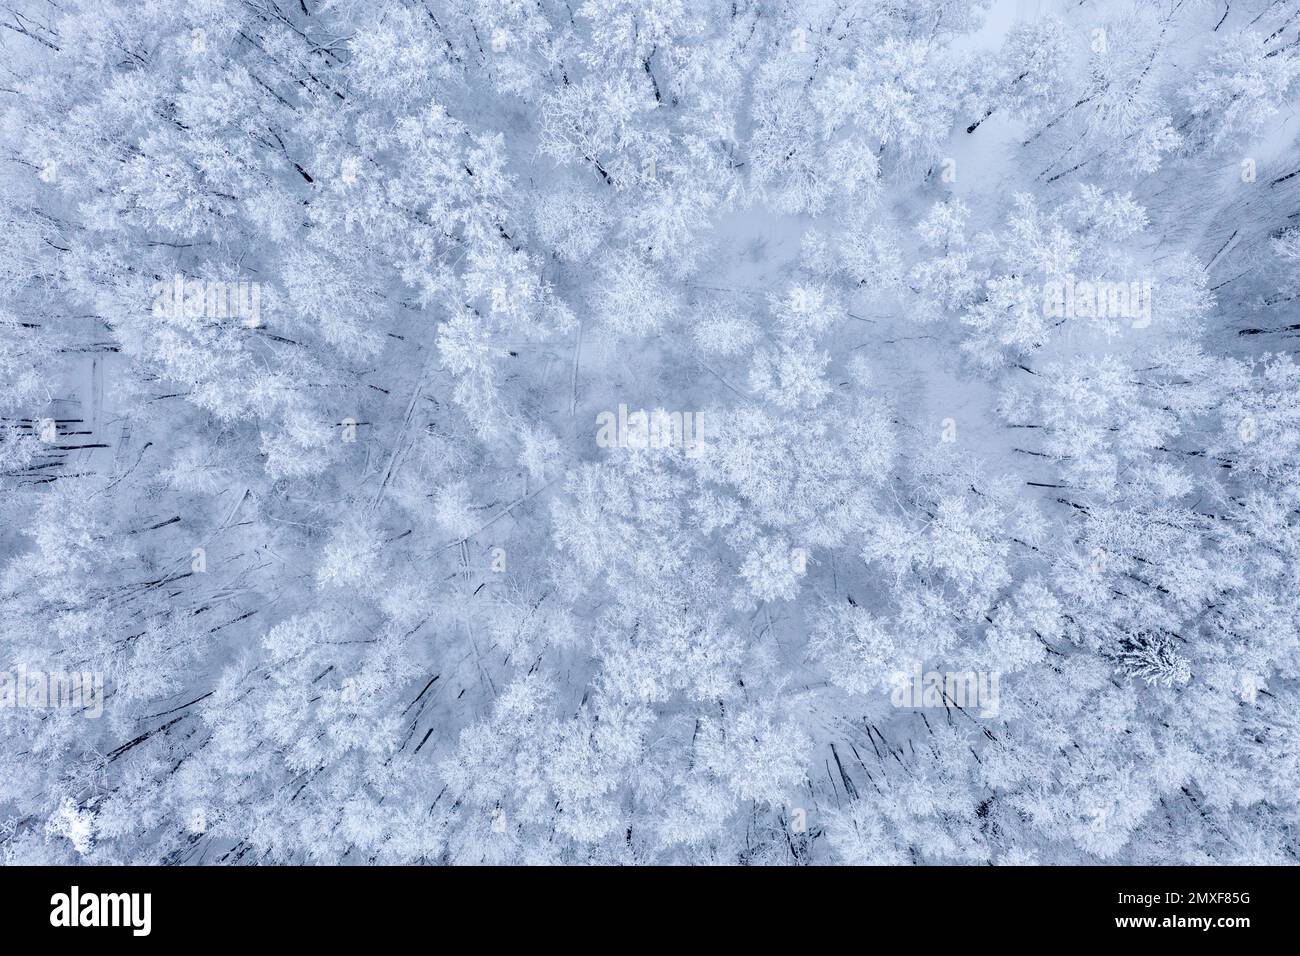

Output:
xmin=2 ymin=0 xmax=1299 ymax=865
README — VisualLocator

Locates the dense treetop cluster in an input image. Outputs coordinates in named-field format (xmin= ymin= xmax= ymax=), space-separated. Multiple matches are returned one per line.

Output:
xmin=2 ymin=0 xmax=1299 ymax=864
